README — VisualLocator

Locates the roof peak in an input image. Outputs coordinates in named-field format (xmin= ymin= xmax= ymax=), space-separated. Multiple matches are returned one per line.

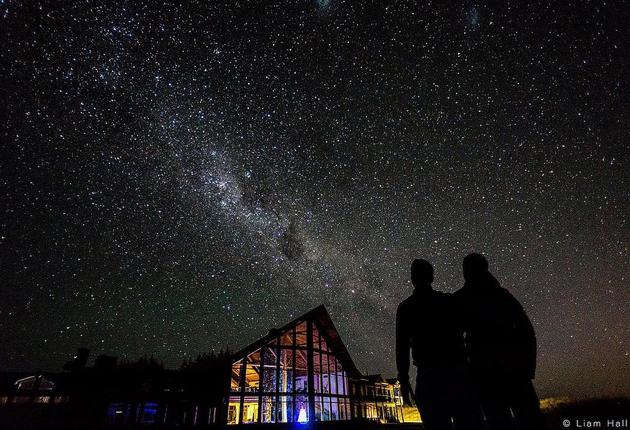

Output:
xmin=231 ymin=304 xmax=360 ymax=378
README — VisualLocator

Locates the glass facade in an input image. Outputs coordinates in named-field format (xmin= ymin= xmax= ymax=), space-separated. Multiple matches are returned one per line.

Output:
xmin=227 ymin=319 xmax=351 ymax=424
xmin=349 ymin=378 xmax=404 ymax=424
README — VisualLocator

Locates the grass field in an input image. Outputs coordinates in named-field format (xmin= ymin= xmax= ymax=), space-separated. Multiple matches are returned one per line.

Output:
xmin=398 ymin=397 xmax=630 ymax=429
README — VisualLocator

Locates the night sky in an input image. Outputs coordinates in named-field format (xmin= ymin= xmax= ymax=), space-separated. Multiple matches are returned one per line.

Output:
xmin=1 ymin=0 xmax=629 ymax=400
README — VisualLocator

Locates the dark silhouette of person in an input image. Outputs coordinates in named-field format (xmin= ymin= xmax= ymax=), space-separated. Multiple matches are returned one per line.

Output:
xmin=397 ymin=259 xmax=484 ymax=430
xmin=454 ymin=253 xmax=543 ymax=430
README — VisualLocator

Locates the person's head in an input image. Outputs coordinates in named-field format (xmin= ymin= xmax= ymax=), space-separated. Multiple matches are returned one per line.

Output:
xmin=462 ymin=252 xmax=489 ymax=282
xmin=410 ymin=259 xmax=434 ymax=289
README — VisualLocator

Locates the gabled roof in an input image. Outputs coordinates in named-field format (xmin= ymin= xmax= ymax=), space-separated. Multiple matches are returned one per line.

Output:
xmin=231 ymin=305 xmax=361 ymax=378
xmin=14 ymin=375 xmax=54 ymax=391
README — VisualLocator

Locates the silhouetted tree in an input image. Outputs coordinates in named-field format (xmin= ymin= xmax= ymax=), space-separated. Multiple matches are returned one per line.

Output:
xmin=118 ymin=355 xmax=164 ymax=370
xmin=181 ymin=349 xmax=232 ymax=415
xmin=180 ymin=349 xmax=231 ymax=371
xmin=94 ymin=354 xmax=118 ymax=370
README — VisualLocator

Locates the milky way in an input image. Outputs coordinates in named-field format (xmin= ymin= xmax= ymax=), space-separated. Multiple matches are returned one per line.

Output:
xmin=1 ymin=1 xmax=629 ymax=399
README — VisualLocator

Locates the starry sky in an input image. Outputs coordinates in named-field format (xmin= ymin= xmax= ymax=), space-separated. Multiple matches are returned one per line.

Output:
xmin=1 ymin=0 xmax=628 ymax=399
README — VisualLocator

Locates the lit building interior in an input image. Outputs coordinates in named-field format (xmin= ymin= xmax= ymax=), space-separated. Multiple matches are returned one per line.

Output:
xmin=227 ymin=307 xmax=357 ymax=424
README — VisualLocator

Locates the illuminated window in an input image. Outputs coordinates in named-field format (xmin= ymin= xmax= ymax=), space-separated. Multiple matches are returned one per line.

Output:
xmin=12 ymin=396 xmax=31 ymax=404
xmin=231 ymin=359 xmax=243 ymax=392
xmin=227 ymin=307 xmax=355 ymax=424
xmin=106 ymin=403 xmax=130 ymax=425
xmin=227 ymin=397 xmax=240 ymax=425
xmin=141 ymin=402 xmax=158 ymax=425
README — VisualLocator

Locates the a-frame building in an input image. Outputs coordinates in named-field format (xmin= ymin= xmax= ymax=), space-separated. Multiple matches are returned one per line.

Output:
xmin=227 ymin=305 xmax=367 ymax=425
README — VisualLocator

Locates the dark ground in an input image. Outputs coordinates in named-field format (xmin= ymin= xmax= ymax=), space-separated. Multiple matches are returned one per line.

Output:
xmin=541 ymin=397 xmax=630 ymax=429
xmin=0 ymin=397 xmax=628 ymax=429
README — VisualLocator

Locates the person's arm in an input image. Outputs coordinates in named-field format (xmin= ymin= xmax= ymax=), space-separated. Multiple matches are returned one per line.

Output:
xmin=396 ymin=303 xmax=413 ymax=404
xmin=509 ymin=292 xmax=537 ymax=379
xmin=520 ymin=308 xmax=537 ymax=379
xmin=451 ymin=289 xmax=468 ymax=340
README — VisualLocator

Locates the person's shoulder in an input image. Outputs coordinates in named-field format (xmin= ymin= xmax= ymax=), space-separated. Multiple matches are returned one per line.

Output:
xmin=397 ymin=295 xmax=416 ymax=322
xmin=504 ymin=287 xmax=524 ymax=305
xmin=492 ymin=283 xmax=525 ymax=308
xmin=398 ymin=294 xmax=416 ymax=311
xmin=491 ymin=280 xmax=514 ymax=298
xmin=433 ymin=290 xmax=454 ymax=300
xmin=434 ymin=290 xmax=462 ymax=309
xmin=433 ymin=289 xmax=451 ymax=296
xmin=452 ymin=285 xmax=469 ymax=300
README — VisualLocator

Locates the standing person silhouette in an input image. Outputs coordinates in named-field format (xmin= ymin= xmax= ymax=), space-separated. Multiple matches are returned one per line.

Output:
xmin=454 ymin=253 xmax=543 ymax=430
xmin=396 ymin=259 xmax=484 ymax=430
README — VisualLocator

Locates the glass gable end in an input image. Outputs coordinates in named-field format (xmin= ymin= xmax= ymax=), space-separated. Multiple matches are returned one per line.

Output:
xmin=227 ymin=319 xmax=351 ymax=424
